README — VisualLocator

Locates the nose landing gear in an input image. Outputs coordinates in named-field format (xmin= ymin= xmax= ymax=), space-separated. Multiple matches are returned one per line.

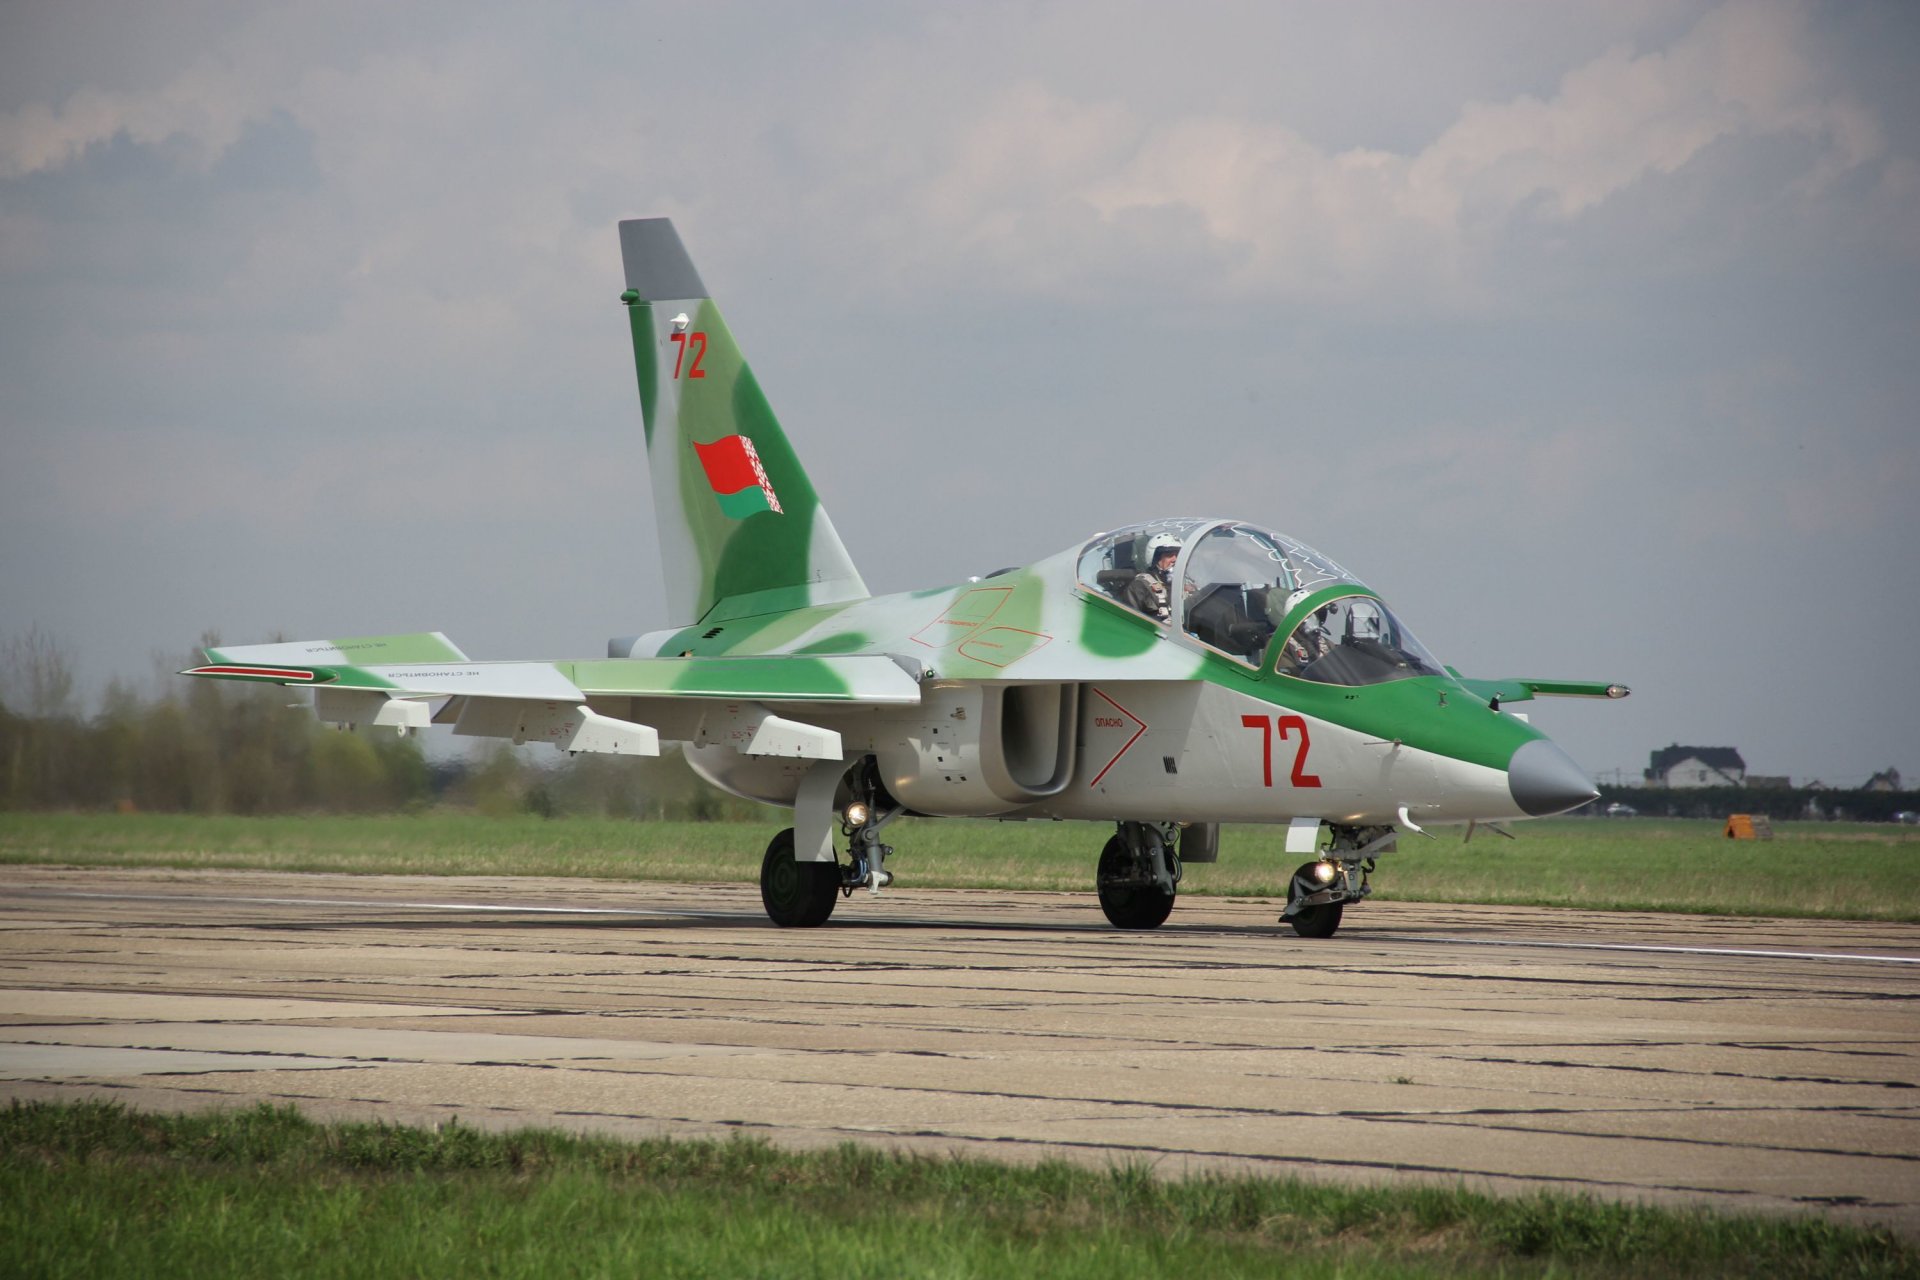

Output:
xmin=1280 ymin=823 xmax=1395 ymax=938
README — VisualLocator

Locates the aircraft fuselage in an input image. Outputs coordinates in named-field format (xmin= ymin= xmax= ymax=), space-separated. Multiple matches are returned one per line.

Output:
xmin=612 ymin=531 xmax=1587 ymax=827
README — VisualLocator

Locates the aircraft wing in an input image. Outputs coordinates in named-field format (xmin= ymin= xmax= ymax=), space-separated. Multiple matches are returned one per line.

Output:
xmin=183 ymin=632 xmax=924 ymax=759
xmin=1451 ymin=675 xmax=1631 ymax=705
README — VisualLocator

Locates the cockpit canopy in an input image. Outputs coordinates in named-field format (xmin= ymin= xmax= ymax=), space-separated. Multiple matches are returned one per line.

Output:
xmin=1076 ymin=518 xmax=1445 ymax=685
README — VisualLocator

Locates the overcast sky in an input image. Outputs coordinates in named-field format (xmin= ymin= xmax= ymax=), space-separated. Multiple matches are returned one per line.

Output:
xmin=3 ymin=0 xmax=1915 ymax=787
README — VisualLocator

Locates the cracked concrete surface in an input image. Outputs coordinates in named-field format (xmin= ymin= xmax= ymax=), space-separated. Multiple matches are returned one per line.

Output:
xmin=1 ymin=866 xmax=1914 ymax=1235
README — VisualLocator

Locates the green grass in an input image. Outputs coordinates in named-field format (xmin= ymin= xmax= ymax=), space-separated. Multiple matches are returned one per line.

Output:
xmin=1354 ymin=817 xmax=1920 ymax=920
xmin=2 ymin=1100 xmax=1909 ymax=1279
xmin=3 ymin=810 xmax=1916 ymax=921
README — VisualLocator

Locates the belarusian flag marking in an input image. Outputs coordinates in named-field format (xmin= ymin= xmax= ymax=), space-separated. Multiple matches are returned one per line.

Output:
xmin=694 ymin=435 xmax=784 ymax=518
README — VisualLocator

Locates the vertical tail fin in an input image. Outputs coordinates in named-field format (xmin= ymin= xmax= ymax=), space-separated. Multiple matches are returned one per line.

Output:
xmin=619 ymin=219 xmax=868 ymax=625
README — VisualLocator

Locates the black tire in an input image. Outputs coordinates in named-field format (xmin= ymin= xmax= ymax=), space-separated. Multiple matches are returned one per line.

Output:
xmin=760 ymin=828 xmax=839 ymax=927
xmin=1285 ymin=861 xmax=1343 ymax=938
xmin=1096 ymin=833 xmax=1176 ymax=930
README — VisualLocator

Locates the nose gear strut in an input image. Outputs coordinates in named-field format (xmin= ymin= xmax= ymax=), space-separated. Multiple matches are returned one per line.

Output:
xmin=1280 ymin=823 xmax=1396 ymax=938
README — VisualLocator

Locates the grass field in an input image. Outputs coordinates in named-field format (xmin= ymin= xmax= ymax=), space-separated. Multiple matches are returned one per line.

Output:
xmin=3 ymin=810 xmax=1916 ymax=920
xmin=3 ymin=1100 xmax=1910 ymax=1280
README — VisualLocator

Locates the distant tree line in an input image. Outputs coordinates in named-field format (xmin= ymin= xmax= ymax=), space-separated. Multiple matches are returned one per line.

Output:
xmin=0 ymin=628 xmax=759 ymax=820
xmin=1593 ymin=784 xmax=1920 ymax=824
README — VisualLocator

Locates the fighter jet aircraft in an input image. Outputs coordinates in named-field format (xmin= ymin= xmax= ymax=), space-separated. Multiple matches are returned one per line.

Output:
xmin=183 ymin=218 xmax=1626 ymax=937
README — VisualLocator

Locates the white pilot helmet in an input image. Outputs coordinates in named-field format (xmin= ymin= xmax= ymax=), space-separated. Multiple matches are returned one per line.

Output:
xmin=1147 ymin=534 xmax=1182 ymax=562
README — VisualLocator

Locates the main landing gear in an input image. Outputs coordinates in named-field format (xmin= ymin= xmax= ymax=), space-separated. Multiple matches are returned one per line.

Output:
xmin=1096 ymin=821 xmax=1181 ymax=929
xmin=759 ymin=828 xmax=838 ymax=928
xmin=1280 ymin=824 xmax=1396 ymax=938
xmin=756 ymin=760 xmax=1394 ymax=940
xmin=758 ymin=762 xmax=903 ymax=928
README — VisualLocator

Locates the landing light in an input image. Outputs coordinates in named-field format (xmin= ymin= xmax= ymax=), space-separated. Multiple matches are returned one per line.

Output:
xmin=1311 ymin=860 xmax=1336 ymax=885
xmin=844 ymin=801 xmax=871 ymax=828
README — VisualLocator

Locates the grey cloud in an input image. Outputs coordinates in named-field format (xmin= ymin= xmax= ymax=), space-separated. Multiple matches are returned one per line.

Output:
xmin=2 ymin=0 xmax=1915 ymax=785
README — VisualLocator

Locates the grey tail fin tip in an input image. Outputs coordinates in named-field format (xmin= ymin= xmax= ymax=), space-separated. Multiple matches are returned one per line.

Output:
xmin=619 ymin=218 xmax=709 ymax=301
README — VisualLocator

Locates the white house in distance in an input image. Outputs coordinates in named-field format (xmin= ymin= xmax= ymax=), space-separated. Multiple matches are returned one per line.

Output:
xmin=1646 ymin=745 xmax=1747 ymax=788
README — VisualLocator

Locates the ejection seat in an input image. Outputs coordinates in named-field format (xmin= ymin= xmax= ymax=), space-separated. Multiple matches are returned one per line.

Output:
xmin=1184 ymin=583 xmax=1276 ymax=663
xmin=1095 ymin=539 xmax=1144 ymax=607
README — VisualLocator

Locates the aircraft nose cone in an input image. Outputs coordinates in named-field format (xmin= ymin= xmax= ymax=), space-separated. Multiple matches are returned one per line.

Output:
xmin=1508 ymin=739 xmax=1599 ymax=817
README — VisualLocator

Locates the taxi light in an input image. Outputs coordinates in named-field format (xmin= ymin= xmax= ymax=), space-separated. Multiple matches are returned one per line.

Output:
xmin=1311 ymin=860 xmax=1336 ymax=885
xmin=844 ymin=801 xmax=871 ymax=828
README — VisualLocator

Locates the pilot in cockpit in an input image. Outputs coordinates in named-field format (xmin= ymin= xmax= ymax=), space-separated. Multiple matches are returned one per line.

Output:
xmin=1125 ymin=536 xmax=1180 ymax=621
xmin=1279 ymin=602 xmax=1337 ymax=673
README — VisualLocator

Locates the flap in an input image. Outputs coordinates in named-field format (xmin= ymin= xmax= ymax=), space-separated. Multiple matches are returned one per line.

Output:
xmin=561 ymin=655 xmax=922 ymax=704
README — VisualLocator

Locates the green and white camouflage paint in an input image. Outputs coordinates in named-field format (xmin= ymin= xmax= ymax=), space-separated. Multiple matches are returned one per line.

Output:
xmin=182 ymin=217 xmax=1627 ymax=933
xmin=618 ymin=219 xmax=866 ymax=626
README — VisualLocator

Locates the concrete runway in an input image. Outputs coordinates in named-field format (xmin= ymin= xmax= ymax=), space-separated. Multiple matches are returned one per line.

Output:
xmin=3 ymin=866 xmax=1916 ymax=1235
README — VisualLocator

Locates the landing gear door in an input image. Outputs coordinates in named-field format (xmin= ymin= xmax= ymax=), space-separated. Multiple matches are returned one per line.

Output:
xmin=1179 ymin=822 xmax=1219 ymax=864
